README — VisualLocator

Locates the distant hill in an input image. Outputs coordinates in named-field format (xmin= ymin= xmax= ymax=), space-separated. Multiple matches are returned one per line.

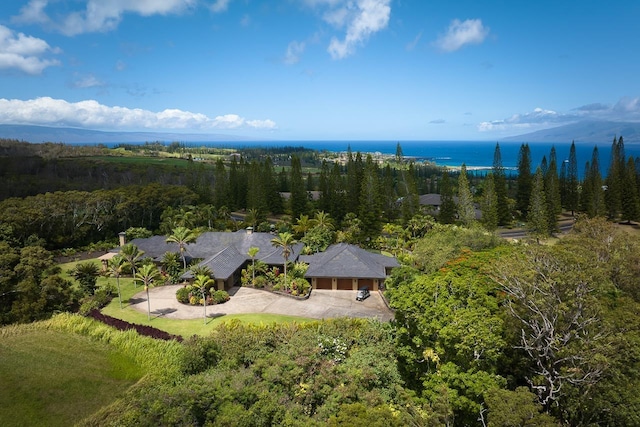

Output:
xmin=501 ymin=121 xmax=640 ymax=144
xmin=0 ymin=124 xmax=258 ymax=144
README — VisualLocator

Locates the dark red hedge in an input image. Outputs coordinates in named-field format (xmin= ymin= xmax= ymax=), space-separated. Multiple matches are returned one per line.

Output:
xmin=88 ymin=310 xmax=183 ymax=342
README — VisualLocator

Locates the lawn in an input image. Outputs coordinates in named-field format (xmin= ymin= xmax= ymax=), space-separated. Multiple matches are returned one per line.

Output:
xmin=0 ymin=328 xmax=145 ymax=427
xmin=62 ymin=258 xmax=314 ymax=337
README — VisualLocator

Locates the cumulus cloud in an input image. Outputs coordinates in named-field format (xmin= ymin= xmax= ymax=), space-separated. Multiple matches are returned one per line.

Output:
xmin=0 ymin=24 xmax=60 ymax=74
xmin=284 ymin=41 xmax=306 ymax=65
xmin=14 ymin=0 xmax=197 ymax=36
xmin=429 ymin=119 xmax=446 ymax=124
xmin=306 ymin=0 xmax=390 ymax=60
xmin=433 ymin=19 xmax=489 ymax=52
xmin=0 ymin=97 xmax=277 ymax=131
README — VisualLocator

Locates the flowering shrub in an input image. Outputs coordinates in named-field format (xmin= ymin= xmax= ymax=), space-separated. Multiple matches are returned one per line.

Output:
xmin=318 ymin=336 xmax=349 ymax=363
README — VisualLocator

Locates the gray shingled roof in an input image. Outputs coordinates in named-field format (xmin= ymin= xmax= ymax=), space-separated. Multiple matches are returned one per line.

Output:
xmin=113 ymin=230 xmax=304 ymax=275
xmin=300 ymin=243 xmax=399 ymax=279
xmin=181 ymin=246 xmax=245 ymax=280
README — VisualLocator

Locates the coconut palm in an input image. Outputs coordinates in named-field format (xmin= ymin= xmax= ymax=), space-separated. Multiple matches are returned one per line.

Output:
xmin=166 ymin=226 xmax=197 ymax=270
xmin=135 ymin=263 xmax=162 ymax=321
xmin=119 ymin=243 xmax=145 ymax=284
xmin=193 ymin=274 xmax=215 ymax=324
xmin=247 ymin=246 xmax=260 ymax=285
xmin=107 ymin=255 xmax=125 ymax=309
xmin=270 ymin=232 xmax=297 ymax=289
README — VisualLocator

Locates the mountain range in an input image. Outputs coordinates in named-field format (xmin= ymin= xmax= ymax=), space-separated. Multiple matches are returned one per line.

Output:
xmin=500 ymin=120 xmax=640 ymax=144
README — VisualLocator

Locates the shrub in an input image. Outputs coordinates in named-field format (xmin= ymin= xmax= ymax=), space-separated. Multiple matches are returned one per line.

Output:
xmin=254 ymin=275 xmax=267 ymax=288
xmin=180 ymin=336 xmax=221 ymax=375
xmin=176 ymin=286 xmax=191 ymax=304
xmin=212 ymin=290 xmax=230 ymax=304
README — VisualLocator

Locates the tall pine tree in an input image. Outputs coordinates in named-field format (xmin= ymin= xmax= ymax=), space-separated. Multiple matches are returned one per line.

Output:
xmin=527 ymin=167 xmax=549 ymax=240
xmin=289 ymin=155 xmax=307 ymax=219
xmin=544 ymin=146 xmax=561 ymax=233
xmin=605 ymin=136 xmax=625 ymax=219
xmin=565 ymin=141 xmax=579 ymax=215
xmin=457 ymin=164 xmax=476 ymax=226
xmin=439 ymin=170 xmax=456 ymax=224
xmin=516 ymin=143 xmax=532 ymax=218
xmin=480 ymin=173 xmax=498 ymax=231
xmin=493 ymin=143 xmax=511 ymax=225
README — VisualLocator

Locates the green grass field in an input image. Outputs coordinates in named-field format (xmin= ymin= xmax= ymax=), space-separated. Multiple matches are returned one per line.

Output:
xmin=0 ymin=328 xmax=144 ymax=427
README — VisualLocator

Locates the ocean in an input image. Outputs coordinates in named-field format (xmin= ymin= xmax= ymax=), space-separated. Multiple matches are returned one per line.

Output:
xmin=189 ymin=140 xmax=640 ymax=178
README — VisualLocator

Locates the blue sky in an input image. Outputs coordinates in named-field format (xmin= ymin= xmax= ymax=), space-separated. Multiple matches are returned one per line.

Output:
xmin=0 ymin=0 xmax=639 ymax=140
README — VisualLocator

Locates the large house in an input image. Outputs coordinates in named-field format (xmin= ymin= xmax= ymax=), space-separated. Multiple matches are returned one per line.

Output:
xmin=111 ymin=229 xmax=398 ymax=291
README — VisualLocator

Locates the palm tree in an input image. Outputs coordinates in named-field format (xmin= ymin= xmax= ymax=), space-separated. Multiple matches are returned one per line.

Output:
xmin=107 ymin=255 xmax=125 ymax=309
xmin=71 ymin=261 xmax=100 ymax=295
xmin=166 ymin=226 xmax=197 ymax=270
xmin=245 ymin=208 xmax=260 ymax=229
xmin=312 ymin=211 xmax=334 ymax=230
xmin=270 ymin=232 xmax=297 ymax=289
xmin=120 ymin=243 xmax=145 ymax=284
xmin=135 ymin=263 xmax=162 ymax=321
xmin=293 ymin=214 xmax=312 ymax=237
xmin=193 ymin=274 xmax=215 ymax=324
xmin=247 ymin=246 xmax=260 ymax=285
xmin=190 ymin=264 xmax=213 ymax=278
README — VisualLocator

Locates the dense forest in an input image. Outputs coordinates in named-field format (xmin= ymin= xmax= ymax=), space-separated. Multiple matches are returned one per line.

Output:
xmin=1 ymin=138 xmax=640 ymax=425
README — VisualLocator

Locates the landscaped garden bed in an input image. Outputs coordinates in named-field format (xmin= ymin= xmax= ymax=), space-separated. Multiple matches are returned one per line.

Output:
xmin=241 ymin=261 xmax=311 ymax=298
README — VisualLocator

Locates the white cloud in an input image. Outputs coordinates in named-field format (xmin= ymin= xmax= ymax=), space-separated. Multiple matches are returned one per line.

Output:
xmin=284 ymin=41 xmax=305 ymax=65
xmin=478 ymin=107 xmax=576 ymax=132
xmin=14 ymin=0 xmax=197 ymax=36
xmin=433 ymin=19 xmax=489 ymax=52
xmin=0 ymin=25 xmax=60 ymax=74
xmin=210 ymin=0 xmax=232 ymax=13
xmin=12 ymin=0 xmax=49 ymax=25
xmin=0 ymin=97 xmax=277 ymax=131
xmin=480 ymin=98 xmax=640 ymax=133
xmin=72 ymin=74 xmax=106 ymax=89
xmin=305 ymin=0 xmax=390 ymax=60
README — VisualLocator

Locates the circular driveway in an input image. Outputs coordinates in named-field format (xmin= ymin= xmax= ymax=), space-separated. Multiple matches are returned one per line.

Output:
xmin=129 ymin=285 xmax=394 ymax=322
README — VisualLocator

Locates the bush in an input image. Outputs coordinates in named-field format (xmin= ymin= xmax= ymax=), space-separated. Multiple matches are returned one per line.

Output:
xmin=212 ymin=290 xmax=230 ymax=304
xmin=180 ymin=336 xmax=221 ymax=375
xmin=176 ymin=286 xmax=190 ymax=304
xmin=254 ymin=275 xmax=267 ymax=288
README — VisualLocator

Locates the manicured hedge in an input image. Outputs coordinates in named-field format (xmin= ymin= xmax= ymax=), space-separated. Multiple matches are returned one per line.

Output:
xmin=87 ymin=309 xmax=183 ymax=342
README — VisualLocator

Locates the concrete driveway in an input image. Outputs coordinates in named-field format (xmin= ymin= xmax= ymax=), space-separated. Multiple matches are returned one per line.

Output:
xmin=128 ymin=285 xmax=394 ymax=322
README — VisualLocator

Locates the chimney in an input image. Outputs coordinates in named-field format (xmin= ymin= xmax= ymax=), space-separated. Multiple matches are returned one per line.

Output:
xmin=246 ymin=227 xmax=253 ymax=235
xmin=118 ymin=232 xmax=126 ymax=246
